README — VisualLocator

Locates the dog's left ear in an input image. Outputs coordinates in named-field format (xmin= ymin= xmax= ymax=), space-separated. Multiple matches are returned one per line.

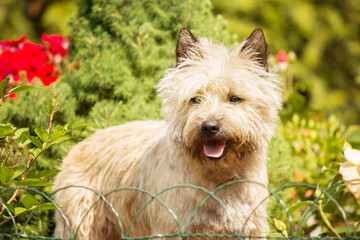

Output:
xmin=241 ymin=28 xmax=268 ymax=71
xmin=176 ymin=28 xmax=197 ymax=65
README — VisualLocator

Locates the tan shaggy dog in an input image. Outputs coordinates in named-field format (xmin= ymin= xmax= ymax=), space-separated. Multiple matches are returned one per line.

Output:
xmin=53 ymin=28 xmax=282 ymax=239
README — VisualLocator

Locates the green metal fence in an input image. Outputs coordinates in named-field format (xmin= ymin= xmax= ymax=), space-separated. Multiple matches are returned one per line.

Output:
xmin=1 ymin=180 xmax=359 ymax=239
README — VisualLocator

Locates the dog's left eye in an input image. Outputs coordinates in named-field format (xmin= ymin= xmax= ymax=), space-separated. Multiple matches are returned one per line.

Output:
xmin=190 ymin=97 xmax=201 ymax=104
xmin=229 ymin=96 xmax=244 ymax=103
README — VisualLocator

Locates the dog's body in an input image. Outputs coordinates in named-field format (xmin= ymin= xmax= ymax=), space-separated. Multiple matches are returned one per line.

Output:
xmin=54 ymin=28 xmax=282 ymax=239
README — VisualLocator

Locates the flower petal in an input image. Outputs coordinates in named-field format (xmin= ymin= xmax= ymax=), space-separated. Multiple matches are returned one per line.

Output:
xmin=339 ymin=161 xmax=360 ymax=201
xmin=277 ymin=50 xmax=289 ymax=63
xmin=344 ymin=147 xmax=360 ymax=165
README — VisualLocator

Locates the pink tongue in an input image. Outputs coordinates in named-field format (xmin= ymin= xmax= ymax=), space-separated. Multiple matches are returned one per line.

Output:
xmin=203 ymin=141 xmax=226 ymax=158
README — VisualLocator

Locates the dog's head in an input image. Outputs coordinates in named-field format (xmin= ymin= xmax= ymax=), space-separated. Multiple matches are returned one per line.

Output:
xmin=157 ymin=28 xmax=282 ymax=180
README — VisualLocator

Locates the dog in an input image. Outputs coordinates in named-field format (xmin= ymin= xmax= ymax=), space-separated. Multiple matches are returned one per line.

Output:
xmin=53 ymin=28 xmax=282 ymax=239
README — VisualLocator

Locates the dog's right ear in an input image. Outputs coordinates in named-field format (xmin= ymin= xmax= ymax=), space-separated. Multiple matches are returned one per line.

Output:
xmin=241 ymin=28 xmax=268 ymax=71
xmin=176 ymin=28 xmax=197 ymax=65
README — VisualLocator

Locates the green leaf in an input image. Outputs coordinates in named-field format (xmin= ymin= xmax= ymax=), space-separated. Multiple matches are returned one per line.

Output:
xmin=0 ymin=77 xmax=10 ymax=96
xmin=12 ymin=170 xmax=23 ymax=180
xmin=300 ymin=204 xmax=317 ymax=224
xmin=37 ymin=169 xmax=60 ymax=179
xmin=34 ymin=128 xmax=49 ymax=143
xmin=14 ymin=128 xmax=29 ymax=142
xmin=56 ymin=124 xmax=65 ymax=132
xmin=289 ymin=201 xmax=313 ymax=214
xmin=28 ymin=205 xmax=37 ymax=211
xmin=26 ymin=170 xmax=37 ymax=178
xmin=37 ymin=202 xmax=57 ymax=211
xmin=318 ymin=202 xmax=340 ymax=238
xmin=23 ymin=195 xmax=38 ymax=209
xmin=14 ymin=128 xmax=29 ymax=138
xmin=50 ymin=130 xmax=65 ymax=142
xmin=14 ymin=207 xmax=27 ymax=215
xmin=328 ymin=173 xmax=343 ymax=188
xmin=6 ymin=179 xmax=19 ymax=185
xmin=9 ymin=85 xmax=38 ymax=95
xmin=268 ymin=232 xmax=283 ymax=238
xmin=23 ymin=139 xmax=31 ymax=146
xmin=45 ymin=103 xmax=55 ymax=116
xmin=32 ymin=148 xmax=41 ymax=159
xmin=50 ymin=135 xmax=73 ymax=145
xmin=0 ymin=167 xmax=15 ymax=184
xmin=17 ymin=178 xmax=52 ymax=187
xmin=3 ymin=203 xmax=15 ymax=214
xmin=64 ymin=118 xmax=78 ymax=131
xmin=28 ymin=135 xmax=43 ymax=149
xmin=0 ymin=123 xmax=15 ymax=138
xmin=74 ymin=123 xmax=96 ymax=129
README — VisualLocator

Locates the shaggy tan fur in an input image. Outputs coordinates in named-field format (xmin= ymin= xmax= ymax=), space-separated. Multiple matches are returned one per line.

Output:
xmin=53 ymin=28 xmax=282 ymax=239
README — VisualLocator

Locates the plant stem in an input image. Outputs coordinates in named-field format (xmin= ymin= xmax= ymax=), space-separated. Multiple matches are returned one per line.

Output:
xmin=0 ymin=146 xmax=5 ymax=157
xmin=0 ymin=147 xmax=7 ymax=167
xmin=10 ymin=150 xmax=20 ymax=167
xmin=0 ymin=188 xmax=21 ymax=216
xmin=13 ymin=154 xmax=30 ymax=168
xmin=3 ymin=142 xmax=15 ymax=166
xmin=47 ymin=93 xmax=58 ymax=135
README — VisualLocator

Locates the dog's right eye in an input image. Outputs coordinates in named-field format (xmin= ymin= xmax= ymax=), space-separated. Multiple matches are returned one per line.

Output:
xmin=229 ymin=96 xmax=244 ymax=103
xmin=190 ymin=97 xmax=201 ymax=104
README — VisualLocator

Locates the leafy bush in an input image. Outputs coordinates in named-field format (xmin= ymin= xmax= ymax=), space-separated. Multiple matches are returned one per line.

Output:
xmin=60 ymin=0 xmax=236 ymax=128
xmin=0 ymin=81 xmax=89 ymax=235
xmin=267 ymin=52 xmax=359 ymax=236
xmin=269 ymin=117 xmax=357 ymax=236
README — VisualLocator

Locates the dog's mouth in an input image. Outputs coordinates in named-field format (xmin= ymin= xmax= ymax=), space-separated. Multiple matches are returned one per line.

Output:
xmin=203 ymin=140 xmax=227 ymax=160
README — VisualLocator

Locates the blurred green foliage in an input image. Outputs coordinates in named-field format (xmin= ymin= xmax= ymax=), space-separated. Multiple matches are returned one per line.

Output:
xmin=0 ymin=0 xmax=78 ymax=42
xmin=61 ymin=0 xmax=235 ymax=129
xmin=213 ymin=0 xmax=360 ymax=125
xmin=0 ymin=85 xmax=87 ymax=237
xmin=279 ymin=115 xmax=359 ymax=235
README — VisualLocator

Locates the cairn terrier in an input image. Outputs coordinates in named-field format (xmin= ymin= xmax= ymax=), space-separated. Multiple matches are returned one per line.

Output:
xmin=54 ymin=28 xmax=282 ymax=239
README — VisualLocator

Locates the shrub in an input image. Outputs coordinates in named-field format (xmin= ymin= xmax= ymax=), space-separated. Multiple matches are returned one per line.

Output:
xmin=0 ymin=81 xmax=86 ymax=236
xmin=60 ymin=0 xmax=236 ymax=128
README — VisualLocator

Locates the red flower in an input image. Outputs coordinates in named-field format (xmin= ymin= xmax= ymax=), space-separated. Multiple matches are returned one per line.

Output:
xmin=41 ymin=33 xmax=69 ymax=63
xmin=18 ymin=42 xmax=49 ymax=82
xmin=22 ymin=56 xmax=46 ymax=82
xmin=277 ymin=50 xmax=289 ymax=63
xmin=276 ymin=50 xmax=289 ymax=72
xmin=21 ymin=42 xmax=49 ymax=63
xmin=0 ymin=33 xmax=67 ymax=88
xmin=37 ymin=63 xmax=59 ymax=86
xmin=0 ymin=50 xmax=22 ymax=81
xmin=8 ymin=93 xmax=17 ymax=99
xmin=0 ymin=35 xmax=26 ymax=51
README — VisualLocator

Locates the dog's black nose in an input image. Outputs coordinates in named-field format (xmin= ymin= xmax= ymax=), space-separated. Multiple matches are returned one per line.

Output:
xmin=201 ymin=120 xmax=220 ymax=136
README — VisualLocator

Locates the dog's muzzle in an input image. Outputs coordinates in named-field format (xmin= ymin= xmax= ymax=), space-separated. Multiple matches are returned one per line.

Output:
xmin=201 ymin=120 xmax=226 ymax=159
